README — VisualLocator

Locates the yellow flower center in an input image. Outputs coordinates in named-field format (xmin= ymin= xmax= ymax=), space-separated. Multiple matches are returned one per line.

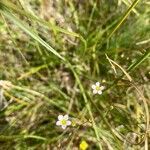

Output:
xmin=61 ymin=119 xmax=67 ymax=125
xmin=96 ymin=86 xmax=100 ymax=91
xmin=79 ymin=140 xmax=88 ymax=150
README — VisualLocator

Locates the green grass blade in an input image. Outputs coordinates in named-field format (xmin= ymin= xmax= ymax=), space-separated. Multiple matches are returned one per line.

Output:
xmin=0 ymin=0 xmax=79 ymax=38
xmin=67 ymin=62 xmax=102 ymax=149
xmin=0 ymin=0 xmax=87 ymax=52
xmin=1 ymin=10 xmax=65 ymax=61
xmin=108 ymin=0 xmax=141 ymax=39
xmin=0 ymin=135 xmax=46 ymax=141
xmin=127 ymin=49 xmax=150 ymax=72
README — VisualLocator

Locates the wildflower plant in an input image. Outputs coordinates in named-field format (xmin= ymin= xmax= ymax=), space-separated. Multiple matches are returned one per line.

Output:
xmin=56 ymin=115 xmax=71 ymax=129
xmin=91 ymin=82 xmax=105 ymax=95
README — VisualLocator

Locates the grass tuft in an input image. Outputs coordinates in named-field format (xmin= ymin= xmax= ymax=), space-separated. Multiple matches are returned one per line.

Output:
xmin=0 ymin=0 xmax=149 ymax=149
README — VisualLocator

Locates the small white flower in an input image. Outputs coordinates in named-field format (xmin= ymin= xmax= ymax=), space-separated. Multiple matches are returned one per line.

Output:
xmin=91 ymin=82 xmax=105 ymax=95
xmin=56 ymin=115 xmax=71 ymax=129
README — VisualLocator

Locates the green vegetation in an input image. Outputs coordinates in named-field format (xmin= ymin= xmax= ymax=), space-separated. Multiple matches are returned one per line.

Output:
xmin=0 ymin=0 xmax=149 ymax=149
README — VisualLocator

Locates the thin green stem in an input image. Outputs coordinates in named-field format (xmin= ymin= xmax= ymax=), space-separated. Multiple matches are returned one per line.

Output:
xmin=0 ymin=135 xmax=46 ymax=141
xmin=67 ymin=62 xmax=102 ymax=149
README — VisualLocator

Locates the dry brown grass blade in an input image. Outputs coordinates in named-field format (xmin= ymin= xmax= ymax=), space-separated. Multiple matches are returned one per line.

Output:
xmin=131 ymin=83 xmax=149 ymax=149
xmin=106 ymin=54 xmax=132 ymax=81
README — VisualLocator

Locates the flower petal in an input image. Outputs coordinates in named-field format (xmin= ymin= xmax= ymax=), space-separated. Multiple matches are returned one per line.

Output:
xmin=56 ymin=121 xmax=61 ymax=126
xmin=98 ymin=90 xmax=102 ymax=95
xmin=66 ymin=120 xmax=71 ymax=126
xmin=93 ymin=89 xmax=97 ymax=94
xmin=64 ymin=114 xmax=69 ymax=120
xmin=62 ymin=125 xmax=67 ymax=129
xmin=101 ymin=86 xmax=105 ymax=90
xmin=58 ymin=115 xmax=63 ymax=120
xmin=96 ymin=82 xmax=100 ymax=86
xmin=91 ymin=85 xmax=96 ymax=89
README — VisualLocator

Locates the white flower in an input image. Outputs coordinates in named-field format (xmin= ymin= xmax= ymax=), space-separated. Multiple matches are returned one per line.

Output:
xmin=56 ymin=115 xmax=71 ymax=129
xmin=91 ymin=82 xmax=105 ymax=95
